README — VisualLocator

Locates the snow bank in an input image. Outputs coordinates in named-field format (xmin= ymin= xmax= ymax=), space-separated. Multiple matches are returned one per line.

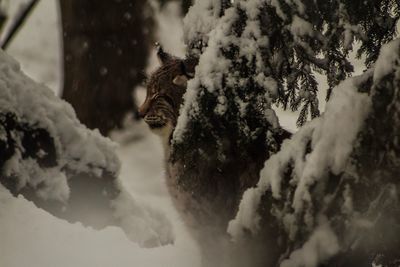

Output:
xmin=0 ymin=184 xmax=199 ymax=267
xmin=111 ymin=188 xmax=173 ymax=247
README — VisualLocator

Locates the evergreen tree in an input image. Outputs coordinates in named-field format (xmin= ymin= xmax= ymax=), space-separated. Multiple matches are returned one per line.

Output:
xmin=171 ymin=0 xmax=400 ymax=266
xmin=230 ymin=38 xmax=400 ymax=267
xmin=180 ymin=0 xmax=400 ymax=128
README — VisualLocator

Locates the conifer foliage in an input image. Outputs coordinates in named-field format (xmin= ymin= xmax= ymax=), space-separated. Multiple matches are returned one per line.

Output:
xmin=177 ymin=0 xmax=400 ymax=133
xmin=172 ymin=1 xmax=400 ymax=266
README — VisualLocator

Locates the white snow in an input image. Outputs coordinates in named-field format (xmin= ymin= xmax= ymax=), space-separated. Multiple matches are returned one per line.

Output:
xmin=290 ymin=15 xmax=315 ymax=39
xmin=255 ymin=73 xmax=279 ymax=98
xmin=291 ymin=77 xmax=371 ymax=213
xmin=228 ymin=71 xmax=372 ymax=253
xmin=0 ymin=183 xmax=199 ymax=267
xmin=111 ymin=187 xmax=174 ymax=247
xmin=175 ymin=0 xmax=281 ymax=142
xmin=280 ymin=220 xmax=340 ymax=267
xmin=373 ymin=38 xmax=400 ymax=82
xmin=0 ymin=50 xmax=119 ymax=186
xmin=183 ymin=0 xmax=221 ymax=54
xmin=174 ymin=6 xmax=237 ymax=142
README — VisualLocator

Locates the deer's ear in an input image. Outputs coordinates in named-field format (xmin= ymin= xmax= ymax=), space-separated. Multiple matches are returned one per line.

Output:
xmin=157 ymin=43 xmax=174 ymax=65
xmin=172 ymin=75 xmax=188 ymax=87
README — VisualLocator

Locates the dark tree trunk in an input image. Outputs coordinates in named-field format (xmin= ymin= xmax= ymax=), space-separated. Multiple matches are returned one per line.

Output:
xmin=60 ymin=0 xmax=154 ymax=135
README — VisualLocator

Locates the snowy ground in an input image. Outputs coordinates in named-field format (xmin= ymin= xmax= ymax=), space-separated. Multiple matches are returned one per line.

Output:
xmin=0 ymin=120 xmax=201 ymax=267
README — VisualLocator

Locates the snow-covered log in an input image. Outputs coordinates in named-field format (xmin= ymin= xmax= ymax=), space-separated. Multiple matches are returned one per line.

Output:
xmin=0 ymin=51 xmax=173 ymax=247
xmin=229 ymin=38 xmax=400 ymax=267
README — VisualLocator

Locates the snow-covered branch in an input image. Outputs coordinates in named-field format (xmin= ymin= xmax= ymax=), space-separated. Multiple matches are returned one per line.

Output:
xmin=180 ymin=0 xmax=400 ymax=128
xmin=229 ymin=38 xmax=400 ymax=267
xmin=0 ymin=50 xmax=119 ymax=199
xmin=0 ymin=50 xmax=173 ymax=248
xmin=168 ymin=0 xmax=400 ymax=265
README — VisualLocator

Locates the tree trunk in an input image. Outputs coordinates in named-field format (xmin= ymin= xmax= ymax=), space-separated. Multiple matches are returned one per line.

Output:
xmin=60 ymin=0 xmax=154 ymax=135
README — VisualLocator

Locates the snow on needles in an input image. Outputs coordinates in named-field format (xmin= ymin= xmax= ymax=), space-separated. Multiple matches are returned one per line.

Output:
xmin=174 ymin=6 xmax=237 ymax=142
xmin=228 ymin=37 xmax=400 ymax=262
xmin=228 ymin=72 xmax=372 ymax=265
xmin=174 ymin=0 xmax=279 ymax=142
xmin=280 ymin=220 xmax=340 ymax=267
xmin=183 ymin=0 xmax=221 ymax=54
xmin=373 ymin=38 xmax=400 ymax=82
